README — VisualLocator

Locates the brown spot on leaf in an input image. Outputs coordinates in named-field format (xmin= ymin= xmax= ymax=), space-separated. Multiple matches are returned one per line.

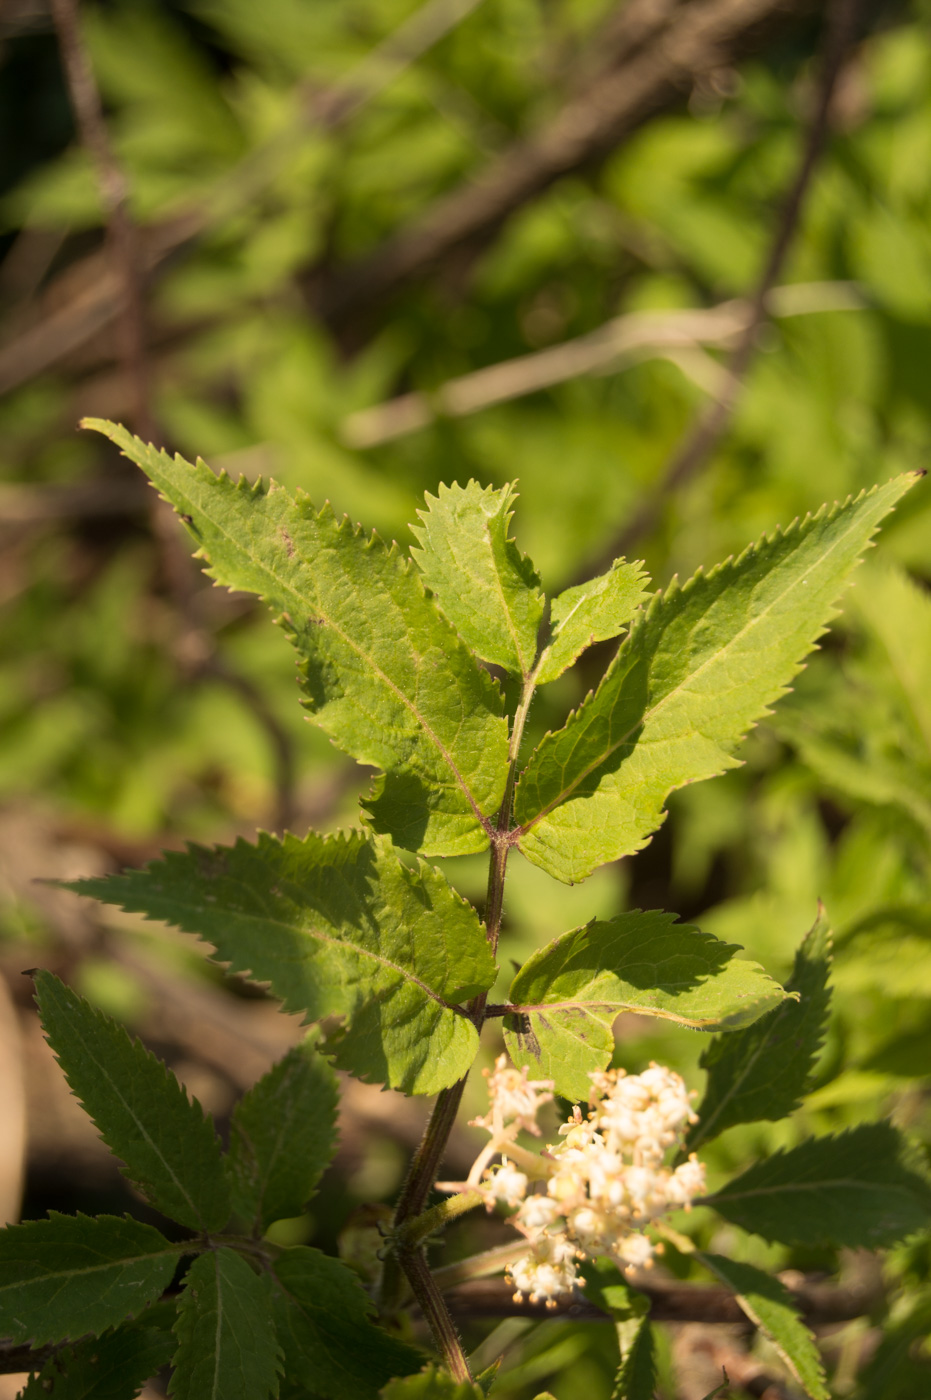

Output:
xmin=505 ymin=1011 xmax=541 ymax=1061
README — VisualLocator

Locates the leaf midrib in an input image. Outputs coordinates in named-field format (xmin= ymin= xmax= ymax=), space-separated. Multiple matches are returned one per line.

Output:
xmin=0 ymin=1245 xmax=183 ymax=1294
xmin=519 ymin=507 xmax=868 ymax=831
xmin=159 ymin=465 xmax=491 ymax=832
xmin=158 ymin=895 xmax=464 ymax=1014
xmin=71 ymin=1031 xmax=211 ymax=1224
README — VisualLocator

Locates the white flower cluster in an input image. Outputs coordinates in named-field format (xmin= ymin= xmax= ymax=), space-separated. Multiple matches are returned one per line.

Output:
xmin=465 ymin=1056 xmax=706 ymax=1307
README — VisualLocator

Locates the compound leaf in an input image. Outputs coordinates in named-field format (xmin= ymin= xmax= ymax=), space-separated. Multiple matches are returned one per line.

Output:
xmin=271 ymin=1247 xmax=422 ymax=1400
xmin=20 ymin=1318 xmax=175 ymax=1400
xmin=67 ymin=831 xmax=495 ymax=1097
xmin=172 ymin=1248 xmax=281 ymax=1400
xmin=687 ymin=911 xmax=832 ymax=1152
xmin=698 ymin=1253 xmax=828 ymax=1400
xmin=708 ymin=1123 xmax=931 ymax=1248
xmin=228 ymin=1037 xmax=339 ymax=1232
xmin=84 ymin=420 xmax=508 ymax=858
xmin=504 ymin=911 xmax=788 ymax=1100
xmin=0 ymin=1213 xmax=179 ymax=1347
xmin=411 ymin=481 xmax=543 ymax=676
xmin=536 ymin=560 xmax=651 ymax=686
xmin=515 ymin=476 xmax=919 ymax=882
xmin=35 ymin=971 xmax=229 ymax=1232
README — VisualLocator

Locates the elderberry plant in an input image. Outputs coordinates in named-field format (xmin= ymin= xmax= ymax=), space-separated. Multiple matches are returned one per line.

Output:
xmin=3 ymin=417 xmax=930 ymax=1400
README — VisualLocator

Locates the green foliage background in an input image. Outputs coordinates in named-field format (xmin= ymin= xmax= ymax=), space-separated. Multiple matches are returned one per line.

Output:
xmin=2 ymin=2 xmax=931 ymax=1396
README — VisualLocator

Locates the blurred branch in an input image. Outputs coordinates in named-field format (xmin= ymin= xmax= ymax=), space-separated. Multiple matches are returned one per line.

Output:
xmin=49 ymin=0 xmax=154 ymax=440
xmin=443 ymin=1267 xmax=883 ymax=1324
xmin=0 ymin=0 xmax=488 ymax=398
xmin=313 ymin=0 xmax=822 ymax=326
xmin=341 ymin=281 xmax=864 ymax=447
xmin=605 ymin=0 xmax=866 ymax=561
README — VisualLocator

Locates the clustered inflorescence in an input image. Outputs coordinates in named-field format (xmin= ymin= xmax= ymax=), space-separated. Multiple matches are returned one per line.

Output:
xmin=458 ymin=1056 xmax=706 ymax=1305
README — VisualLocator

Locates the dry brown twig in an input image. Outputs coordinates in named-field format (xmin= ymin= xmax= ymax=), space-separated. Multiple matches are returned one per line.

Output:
xmin=341 ymin=281 xmax=864 ymax=447
xmin=604 ymin=0 xmax=868 ymax=563
xmin=0 ymin=0 xmax=489 ymax=398
xmin=49 ymin=0 xmax=154 ymax=440
xmin=313 ymin=0 xmax=822 ymax=326
xmin=0 ymin=0 xmax=831 ymax=397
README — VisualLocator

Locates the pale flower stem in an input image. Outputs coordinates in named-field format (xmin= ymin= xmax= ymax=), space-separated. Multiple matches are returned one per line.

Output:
xmin=398 ymin=1189 xmax=485 ymax=1248
xmin=432 ymin=1240 xmax=535 ymax=1290
xmin=653 ymin=1220 xmax=696 ymax=1254
xmin=465 ymin=1140 xmax=498 ymax=1187
xmin=494 ymin=1140 xmax=552 ymax=1178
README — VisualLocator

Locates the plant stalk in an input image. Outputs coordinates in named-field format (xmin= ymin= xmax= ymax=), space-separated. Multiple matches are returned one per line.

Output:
xmin=386 ymin=664 xmax=540 ymax=1370
xmin=400 ymin=1246 xmax=473 ymax=1382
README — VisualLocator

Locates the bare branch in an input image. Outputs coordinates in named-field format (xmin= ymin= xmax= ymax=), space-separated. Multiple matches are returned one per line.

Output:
xmin=604 ymin=0 xmax=867 ymax=562
xmin=443 ymin=1268 xmax=883 ymax=1324
xmin=341 ymin=282 xmax=864 ymax=447
xmin=314 ymin=0 xmax=821 ymax=325
xmin=0 ymin=0 xmax=490 ymax=398
xmin=49 ymin=0 xmax=154 ymax=440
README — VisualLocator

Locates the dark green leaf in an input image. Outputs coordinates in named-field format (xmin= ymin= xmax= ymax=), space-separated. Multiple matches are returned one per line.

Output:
xmin=67 ymin=831 xmax=495 ymax=1096
xmin=410 ymin=480 xmax=544 ymax=676
xmin=707 ymin=1123 xmax=931 ymax=1248
xmin=272 ymin=1248 xmax=422 ymax=1400
xmin=698 ymin=1253 xmax=828 ymax=1400
xmin=613 ymin=1319 xmax=655 ymax=1400
xmin=228 ymin=1037 xmax=339 ymax=1231
xmin=687 ymin=912 xmax=832 ymax=1152
xmin=83 ymin=422 xmax=509 ymax=858
xmin=0 ymin=1213 xmax=179 ymax=1347
xmin=19 ymin=1319 xmax=175 ymax=1400
xmin=171 ymin=1248 xmax=281 ymax=1400
xmin=34 ymin=970 xmax=230 ymax=1232
xmin=515 ymin=477 xmax=919 ymax=882
xmin=504 ymin=911 xmax=787 ymax=1100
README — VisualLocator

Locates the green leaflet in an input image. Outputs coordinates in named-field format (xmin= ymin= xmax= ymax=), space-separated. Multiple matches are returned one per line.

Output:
xmin=613 ymin=1321 xmax=655 ymax=1400
xmin=172 ymin=1249 xmax=282 ymax=1400
xmin=83 ymin=420 xmax=508 ymax=857
xmin=536 ymin=559 xmax=651 ymax=686
xmin=687 ymin=912 xmax=832 ymax=1153
xmin=579 ymin=1261 xmax=654 ymax=1400
xmin=67 ymin=830 xmax=496 ymax=1096
xmin=0 ymin=1213 xmax=179 ymax=1346
xmin=515 ymin=475 xmax=919 ymax=882
xmin=228 ymin=1037 xmax=340 ymax=1231
xmin=411 ymin=481 xmax=544 ymax=676
xmin=852 ymin=560 xmax=931 ymax=757
xmin=503 ymin=911 xmax=788 ymax=1100
xmin=271 ymin=1247 xmax=422 ymax=1400
xmin=35 ymin=971 xmax=230 ymax=1232
xmin=698 ymin=1253 xmax=828 ymax=1400
xmin=707 ymin=1122 xmax=931 ymax=1248
xmin=20 ymin=1319 xmax=175 ymax=1400
xmin=380 ymin=1365 xmax=484 ymax=1398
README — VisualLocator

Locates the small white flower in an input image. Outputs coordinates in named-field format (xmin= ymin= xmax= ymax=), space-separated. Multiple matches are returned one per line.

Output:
xmin=473 ymin=1055 xmax=553 ymax=1136
xmin=508 ymin=1232 xmax=579 ymax=1305
xmin=486 ymin=1159 xmax=528 ymax=1207
xmin=614 ymin=1231 xmax=655 ymax=1270
xmin=665 ymin=1155 xmax=706 ymax=1207
xmin=516 ymin=1192 xmax=562 ymax=1235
